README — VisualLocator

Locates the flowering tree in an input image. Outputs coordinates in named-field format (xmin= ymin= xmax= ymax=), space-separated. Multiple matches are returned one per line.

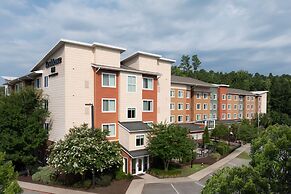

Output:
xmin=48 ymin=124 xmax=122 ymax=186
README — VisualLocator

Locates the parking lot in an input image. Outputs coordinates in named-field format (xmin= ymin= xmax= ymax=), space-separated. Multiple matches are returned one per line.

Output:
xmin=142 ymin=157 xmax=250 ymax=194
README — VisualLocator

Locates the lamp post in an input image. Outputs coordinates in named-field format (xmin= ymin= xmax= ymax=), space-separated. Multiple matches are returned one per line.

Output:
xmin=85 ymin=103 xmax=94 ymax=129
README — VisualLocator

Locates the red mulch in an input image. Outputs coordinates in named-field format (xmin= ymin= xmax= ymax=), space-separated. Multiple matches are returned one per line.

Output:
xmin=18 ymin=176 xmax=132 ymax=194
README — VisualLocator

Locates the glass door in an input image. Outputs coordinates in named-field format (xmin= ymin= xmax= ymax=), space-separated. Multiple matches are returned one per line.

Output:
xmin=136 ymin=157 xmax=144 ymax=174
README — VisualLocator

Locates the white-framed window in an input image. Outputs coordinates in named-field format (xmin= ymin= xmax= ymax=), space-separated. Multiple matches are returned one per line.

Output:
xmin=213 ymin=113 xmax=217 ymax=119
xmin=186 ymin=103 xmax=190 ymax=110
xmin=203 ymin=114 xmax=207 ymax=120
xmin=246 ymin=113 xmax=249 ymax=118
xmin=228 ymin=104 xmax=231 ymax=110
xmin=102 ymin=123 xmax=116 ymax=137
xmin=227 ymin=113 xmax=231 ymax=119
xmin=251 ymin=105 xmax=254 ymax=110
xmin=170 ymin=90 xmax=175 ymax=97
xmin=143 ymin=77 xmax=153 ymax=90
xmin=239 ymin=96 xmax=243 ymax=101
xmin=239 ymin=113 xmax=242 ymax=119
xmin=34 ymin=78 xmax=40 ymax=88
xmin=196 ymin=93 xmax=201 ymax=99
xmin=178 ymin=103 xmax=183 ymax=110
xmin=239 ymin=104 xmax=243 ymax=110
xmin=234 ymin=95 xmax=238 ymax=101
xmin=102 ymin=73 xmax=116 ymax=88
xmin=222 ymin=94 xmax=226 ymax=100
xmin=247 ymin=105 xmax=250 ymax=110
xmin=143 ymin=100 xmax=153 ymax=112
xmin=136 ymin=135 xmax=144 ymax=146
xmin=196 ymin=114 xmax=201 ymax=121
xmin=127 ymin=108 xmax=136 ymax=119
xmin=247 ymin=96 xmax=250 ymax=101
xmin=228 ymin=95 xmax=232 ymax=100
xmin=177 ymin=115 xmax=183 ymax=123
xmin=178 ymin=90 xmax=184 ymax=98
xmin=234 ymin=113 xmax=237 ymax=119
xmin=213 ymin=104 xmax=217 ymax=110
xmin=102 ymin=98 xmax=116 ymax=112
xmin=251 ymin=96 xmax=254 ymax=101
xmin=213 ymin=94 xmax=217 ymax=100
xmin=203 ymin=93 xmax=208 ymax=99
xmin=170 ymin=103 xmax=175 ymax=110
xmin=127 ymin=75 xmax=136 ymax=92
xmin=222 ymin=113 xmax=226 ymax=120
xmin=186 ymin=115 xmax=190 ymax=122
xmin=234 ymin=104 xmax=237 ymax=110
xmin=203 ymin=103 xmax=208 ymax=110
xmin=44 ymin=76 xmax=49 ymax=88
xmin=222 ymin=104 xmax=226 ymax=110
xmin=170 ymin=115 xmax=175 ymax=123
xmin=186 ymin=91 xmax=191 ymax=98
xmin=196 ymin=103 xmax=201 ymax=110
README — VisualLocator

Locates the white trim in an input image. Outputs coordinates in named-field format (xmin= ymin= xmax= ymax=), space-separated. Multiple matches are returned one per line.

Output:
xmin=177 ymin=115 xmax=183 ymax=123
xmin=170 ymin=115 xmax=175 ymax=123
xmin=170 ymin=103 xmax=175 ymax=110
xmin=143 ymin=99 xmax=154 ymax=112
xmin=186 ymin=115 xmax=190 ymax=122
xmin=196 ymin=103 xmax=201 ymax=110
xmin=178 ymin=103 xmax=183 ymax=110
xmin=203 ymin=103 xmax=208 ymax=110
xmin=135 ymin=134 xmax=145 ymax=147
xmin=102 ymin=123 xmax=116 ymax=137
xmin=196 ymin=92 xmax=201 ymax=99
xmin=102 ymin=98 xmax=116 ymax=113
xmin=142 ymin=77 xmax=154 ymax=90
xmin=203 ymin=93 xmax=208 ymax=99
xmin=44 ymin=76 xmax=49 ymax=88
xmin=127 ymin=75 xmax=137 ymax=93
xmin=170 ymin=90 xmax=175 ymax=98
xmin=186 ymin=103 xmax=190 ymax=110
xmin=127 ymin=107 xmax=137 ymax=119
xmin=178 ymin=90 xmax=184 ymax=98
xmin=102 ymin=72 xmax=116 ymax=88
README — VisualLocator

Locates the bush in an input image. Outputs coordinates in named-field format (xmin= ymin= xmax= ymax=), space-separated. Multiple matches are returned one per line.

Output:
xmin=149 ymin=168 xmax=182 ymax=178
xmin=215 ymin=142 xmax=230 ymax=155
xmin=32 ymin=166 xmax=57 ymax=184
xmin=73 ymin=179 xmax=91 ymax=189
xmin=115 ymin=168 xmax=132 ymax=180
xmin=96 ymin=174 xmax=112 ymax=187
xmin=210 ymin=153 xmax=221 ymax=161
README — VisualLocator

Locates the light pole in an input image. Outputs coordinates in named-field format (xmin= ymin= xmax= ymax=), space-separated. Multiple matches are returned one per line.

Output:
xmin=85 ymin=103 xmax=94 ymax=129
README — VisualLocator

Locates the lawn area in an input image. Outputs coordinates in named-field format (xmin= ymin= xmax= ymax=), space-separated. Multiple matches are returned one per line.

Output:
xmin=148 ymin=164 xmax=208 ymax=178
xmin=237 ymin=151 xmax=251 ymax=160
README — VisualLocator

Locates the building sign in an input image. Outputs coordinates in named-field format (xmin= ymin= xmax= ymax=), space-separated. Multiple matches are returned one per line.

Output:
xmin=46 ymin=57 xmax=62 ymax=68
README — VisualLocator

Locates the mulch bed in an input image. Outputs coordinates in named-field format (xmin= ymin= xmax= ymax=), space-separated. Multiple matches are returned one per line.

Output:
xmin=18 ymin=175 xmax=132 ymax=194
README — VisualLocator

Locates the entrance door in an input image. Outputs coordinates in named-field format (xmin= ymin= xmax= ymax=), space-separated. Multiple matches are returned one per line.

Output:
xmin=136 ymin=157 xmax=144 ymax=174
xmin=123 ymin=158 xmax=128 ymax=174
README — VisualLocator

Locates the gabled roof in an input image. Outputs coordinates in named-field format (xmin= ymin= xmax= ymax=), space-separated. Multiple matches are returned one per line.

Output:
xmin=120 ymin=145 xmax=149 ymax=158
xmin=171 ymin=75 xmax=214 ymax=87
xmin=119 ymin=121 xmax=151 ymax=133
xmin=228 ymin=88 xmax=255 ymax=96
xmin=121 ymin=51 xmax=176 ymax=64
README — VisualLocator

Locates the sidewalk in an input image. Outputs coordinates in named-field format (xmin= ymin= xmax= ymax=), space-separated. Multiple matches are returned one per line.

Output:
xmin=18 ymin=181 xmax=97 ymax=194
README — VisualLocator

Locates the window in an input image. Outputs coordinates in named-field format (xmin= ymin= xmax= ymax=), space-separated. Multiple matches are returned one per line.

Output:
xmin=196 ymin=103 xmax=201 ymax=110
xmin=222 ymin=94 xmax=226 ymax=100
xmin=228 ymin=95 xmax=232 ymax=100
xmin=170 ymin=103 xmax=175 ymax=110
xmin=247 ymin=105 xmax=250 ymax=110
xmin=102 ymin=73 xmax=116 ymax=87
xmin=222 ymin=113 xmax=226 ymax=120
xmin=246 ymin=113 xmax=249 ymax=118
xmin=44 ymin=99 xmax=48 ymax=110
xmin=178 ymin=103 xmax=183 ymax=110
xmin=127 ymin=108 xmax=136 ymax=119
xmin=34 ymin=78 xmax=40 ymax=88
xmin=239 ymin=113 xmax=242 ymax=119
xmin=234 ymin=113 xmax=237 ymax=119
xmin=127 ymin=76 xmax=136 ymax=92
xmin=222 ymin=104 xmax=226 ymax=110
xmin=170 ymin=90 xmax=175 ymax=97
xmin=203 ymin=93 xmax=208 ymax=99
xmin=196 ymin=114 xmax=201 ymax=121
xmin=239 ymin=96 xmax=243 ymax=101
xmin=228 ymin=104 xmax=231 ymax=110
xmin=247 ymin=96 xmax=250 ymax=101
xmin=136 ymin=135 xmax=144 ymax=146
xmin=44 ymin=76 xmax=49 ymax=88
xmin=239 ymin=104 xmax=243 ymax=110
xmin=196 ymin=93 xmax=201 ymax=99
xmin=186 ymin=103 xmax=190 ymax=110
xmin=177 ymin=115 xmax=183 ymax=123
xmin=143 ymin=77 xmax=153 ymax=90
xmin=102 ymin=123 xmax=116 ymax=137
xmin=251 ymin=105 xmax=254 ymax=110
xmin=203 ymin=103 xmax=208 ymax=110
xmin=170 ymin=115 xmax=175 ymax=123
xmin=234 ymin=104 xmax=237 ymax=110
xmin=234 ymin=95 xmax=237 ymax=101
xmin=102 ymin=99 xmax=116 ymax=112
xmin=186 ymin=91 xmax=191 ymax=98
xmin=143 ymin=100 xmax=153 ymax=112
xmin=251 ymin=96 xmax=254 ymax=101
xmin=186 ymin=115 xmax=190 ymax=122
xmin=213 ymin=113 xmax=217 ymax=119
xmin=213 ymin=94 xmax=217 ymax=100
xmin=178 ymin=90 xmax=184 ymax=98
xmin=203 ymin=114 xmax=207 ymax=120
xmin=227 ymin=113 xmax=231 ymax=119
xmin=213 ymin=104 xmax=217 ymax=110
xmin=44 ymin=122 xmax=49 ymax=132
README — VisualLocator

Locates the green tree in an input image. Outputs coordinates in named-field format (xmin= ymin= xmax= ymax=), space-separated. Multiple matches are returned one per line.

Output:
xmin=211 ymin=123 xmax=228 ymax=140
xmin=237 ymin=120 xmax=258 ymax=143
xmin=202 ymin=126 xmax=210 ymax=147
xmin=250 ymin=125 xmax=291 ymax=193
xmin=202 ymin=166 xmax=270 ymax=194
xmin=48 ymin=124 xmax=122 ymax=186
xmin=147 ymin=123 xmax=196 ymax=171
xmin=179 ymin=55 xmax=191 ymax=72
xmin=0 ymin=152 xmax=22 ymax=194
xmin=0 ymin=87 xmax=49 ymax=171
xmin=0 ymin=86 xmax=4 ymax=97
xmin=191 ymin=54 xmax=201 ymax=71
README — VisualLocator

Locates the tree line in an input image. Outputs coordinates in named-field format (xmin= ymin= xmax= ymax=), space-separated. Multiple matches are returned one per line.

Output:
xmin=173 ymin=54 xmax=291 ymax=126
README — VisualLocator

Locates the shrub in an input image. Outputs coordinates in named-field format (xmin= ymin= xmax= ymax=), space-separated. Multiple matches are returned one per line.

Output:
xmin=32 ymin=166 xmax=56 ymax=184
xmin=96 ymin=174 xmax=112 ymax=186
xmin=149 ymin=168 xmax=182 ymax=178
xmin=215 ymin=142 xmax=230 ymax=155
xmin=73 ymin=179 xmax=91 ymax=189
xmin=210 ymin=153 xmax=221 ymax=161
xmin=115 ymin=168 xmax=132 ymax=180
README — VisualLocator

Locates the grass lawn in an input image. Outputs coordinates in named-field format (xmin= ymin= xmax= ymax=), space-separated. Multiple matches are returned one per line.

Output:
xmin=149 ymin=164 xmax=208 ymax=178
xmin=237 ymin=151 xmax=251 ymax=160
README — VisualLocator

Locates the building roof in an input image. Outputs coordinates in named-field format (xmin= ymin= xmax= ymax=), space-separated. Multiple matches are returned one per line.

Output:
xmin=171 ymin=75 xmax=214 ymax=87
xmin=1 ymin=76 xmax=19 ymax=82
xmin=228 ymin=88 xmax=255 ymax=96
xmin=216 ymin=119 xmax=241 ymax=125
xmin=121 ymin=146 xmax=149 ymax=158
xmin=4 ymin=71 xmax=43 ymax=85
xmin=121 ymin=51 xmax=175 ymax=64
xmin=91 ymin=64 xmax=160 ymax=76
xmin=119 ymin=121 xmax=151 ymax=133
xmin=174 ymin=123 xmax=204 ymax=132
xmin=212 ymin=84 xmax=230 ymax=87
xmin=251 ymin=91 xmax=269 ymax=95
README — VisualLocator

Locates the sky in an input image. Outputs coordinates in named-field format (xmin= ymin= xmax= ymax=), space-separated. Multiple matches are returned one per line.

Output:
xmin=0 ymin=0 xmax=291 ymax=83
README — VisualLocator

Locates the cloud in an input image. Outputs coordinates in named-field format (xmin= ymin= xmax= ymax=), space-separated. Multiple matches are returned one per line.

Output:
xmin=0 ymin=0 xmax=290 ymax=84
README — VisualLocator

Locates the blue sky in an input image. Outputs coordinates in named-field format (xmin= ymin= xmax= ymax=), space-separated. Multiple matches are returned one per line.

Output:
xmin=0 ymin=0 xmax=291 ymax=83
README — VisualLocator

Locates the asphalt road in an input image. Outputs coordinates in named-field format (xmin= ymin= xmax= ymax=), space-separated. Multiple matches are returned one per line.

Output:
xmin=142 ymin=157 xmax=250 ymax=194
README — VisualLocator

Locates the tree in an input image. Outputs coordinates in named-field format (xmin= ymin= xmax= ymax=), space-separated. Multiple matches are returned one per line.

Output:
xmin=202 ymin=166 xmax=270 ymax=194
xmin=0 ymin=86 xmax=4 ymax=97
xmin=237 ymin=121 xmax=258 ymax=143
xmin=191 ymin=54 xmax=201 ymax=71
xmin=211 ymin=123 xmax=228 ymax=140
xmin=0 ymin=152 xmax=22 ymax=194
xmin=179 ymin=55 xmax=191 ymax=72
xmin=202 ymin=126 xmax=210 ymax=147
xmin=147 ymin=123 xmax=196 ymax=171
xmin=250 ymin=125 xmax=291 ymax=193
xmin=0 ymin=87 xmax=49 ymax=171
xmin=48 ymin=124 xmax=122 ymax=186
